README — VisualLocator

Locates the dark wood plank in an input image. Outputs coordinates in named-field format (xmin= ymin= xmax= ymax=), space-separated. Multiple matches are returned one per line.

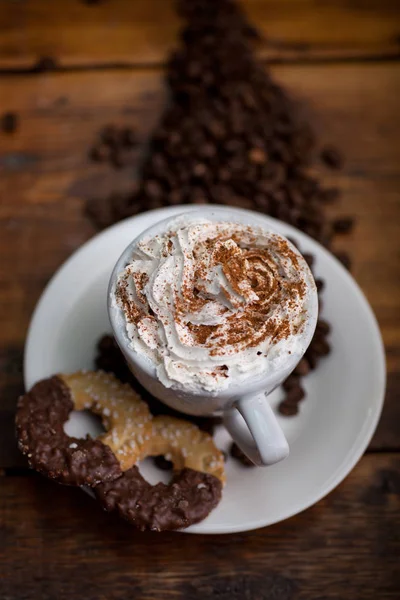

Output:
xmin=0 ymin=0 xmax=399 ymax=69
xmin=0 ymin=63 xmax=399 ymax=467
xmin=1 ymin=454 xmax=399 ymax=599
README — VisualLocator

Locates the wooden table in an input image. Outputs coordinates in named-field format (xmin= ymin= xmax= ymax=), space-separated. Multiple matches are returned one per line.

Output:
xmin=1 ymin=1 xmax=399 ymax=598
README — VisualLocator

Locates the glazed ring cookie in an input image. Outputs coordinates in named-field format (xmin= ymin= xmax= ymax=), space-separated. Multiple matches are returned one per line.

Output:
xmin=16 ymin=371 xmax=152 ymax=486
xmin=95 ymin=416 xmax=225 ymax=531
xmin=61 ymin=371 xmax=152 ymax=470
xmin=143 ymin=416 xmax=226 ymax=483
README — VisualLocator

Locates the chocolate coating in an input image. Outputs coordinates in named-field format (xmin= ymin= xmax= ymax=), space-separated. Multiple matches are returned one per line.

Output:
xmin=15 ymin=376 xmax=121 ymax=486
xmin=95 ymin=466 xmax=222 ymax=531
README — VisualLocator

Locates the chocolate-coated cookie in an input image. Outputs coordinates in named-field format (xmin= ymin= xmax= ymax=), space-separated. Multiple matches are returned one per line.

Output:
xmin=95 ymin=466 xmax=222 ymax=531
xmin=16 ymin=376 xmax=121 ymax=486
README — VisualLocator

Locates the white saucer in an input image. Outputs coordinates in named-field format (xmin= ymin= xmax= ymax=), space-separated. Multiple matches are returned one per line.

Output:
xmin=24 ymin=206 xmax=386 ymax=534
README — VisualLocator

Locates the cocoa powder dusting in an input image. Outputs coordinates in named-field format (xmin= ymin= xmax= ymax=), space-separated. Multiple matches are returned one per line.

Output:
xmin=181 ymin=229 xmax=307 ymax=353
xmin=116 ymin=272 xmax=150 ymax=325
xmin=187 ymin=323 xmax=218 ymax=345
xmin=134 ymin=272 xmax=149 ymax=306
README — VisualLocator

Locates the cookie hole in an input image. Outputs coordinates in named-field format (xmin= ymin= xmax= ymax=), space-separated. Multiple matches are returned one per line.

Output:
xmin=64 ymin=410 xmax=105 ymax=439
xmin=137 ymin=456 xmax=173 ymax=486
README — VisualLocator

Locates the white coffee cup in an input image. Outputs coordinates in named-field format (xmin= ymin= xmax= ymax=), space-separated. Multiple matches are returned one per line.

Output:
xmin=108 ymin=206 xmax=318 ymax=466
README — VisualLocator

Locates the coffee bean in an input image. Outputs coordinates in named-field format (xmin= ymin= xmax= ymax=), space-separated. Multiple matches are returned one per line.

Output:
xmin=321 ymin=145 xmax=344 ymax=169
xmin=315 ymin=278 xmax=325 ymax=293
xmin=316 ymin=319 xmax=331 ymax=335
xmin=293 ymin=358 xmax=310 ymax=377
xmin=230 ymin=443 xmax=255 ymax=467
xmin=192 ymin=163 xmax=208 ymax=178
xmin=121 ymin=127 xmax=137 ymax=148
xmin=335 ymin=251 xmax=352 ymax=270
xmin=248 ymin=147 xmax=267 ymax=164
xmin=282 ymin=374 xmax=301 ymax=391
xmin=333 ymin=217 xmax=354 ymax=234
xmin=89 ymin=144 xmax=110 ymax=162
xmin=144 ymin=180 xmax=163 ymax=199
xmin=100 ymin=125 xmax=119 ymax=148
xmin=311 ymin=338 xmax=331 ymax=357
xmin=278 ymin=401 xmax=299 ymax=417
xmin=206 ymin=120 xmax=226 ymax=139
xmin=285 ymin=385 xmax=306 ymax=404
xmin=168 ymin=190 xmax=183 ymax=205
xmin=305 ymin=349 xmax=319 ymax=370
xmin=1 ymin=112 xmax=18 ymax=134
xmin=198 ymin=142 xmax=216 ymax=159
xmin=302 ymin=253 xmax=314 ymax=268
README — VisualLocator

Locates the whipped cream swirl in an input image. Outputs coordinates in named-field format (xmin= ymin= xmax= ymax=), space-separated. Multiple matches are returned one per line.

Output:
xmin=115 ymin=216 xmax=315 ymax=393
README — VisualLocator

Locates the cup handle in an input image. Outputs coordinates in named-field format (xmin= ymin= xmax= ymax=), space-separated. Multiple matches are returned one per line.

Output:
xmin=223 ymin=392 xmax=289 ymax=466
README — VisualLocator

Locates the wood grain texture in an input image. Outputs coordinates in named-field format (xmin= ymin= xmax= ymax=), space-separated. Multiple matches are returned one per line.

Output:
xmin=1 ymin=454 xmax=399 ymax=599
xmin=0 ymin=0 xmax=399 ymax=69
xmin=0 ymin=2 xmax=399 ymax=597
xmin=1 ymin=62 xmax=399 ymax=468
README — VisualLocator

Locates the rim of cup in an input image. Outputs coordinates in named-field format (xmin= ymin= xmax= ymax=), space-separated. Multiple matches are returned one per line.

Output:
xmin=108 ymin=206 xmax=318 ymax=398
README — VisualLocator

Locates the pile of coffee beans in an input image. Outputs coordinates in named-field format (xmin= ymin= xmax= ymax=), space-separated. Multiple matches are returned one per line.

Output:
xmin=86 ymin=0 xmax=353 ymax=251
xmin=87 ymin=0 xmax=355 ymax=459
